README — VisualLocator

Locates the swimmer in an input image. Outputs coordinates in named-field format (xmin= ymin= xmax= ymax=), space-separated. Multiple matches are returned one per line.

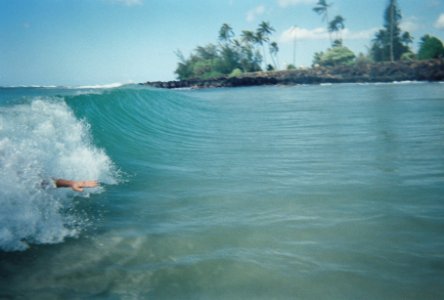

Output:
xmin=54 ymin=179 xmax=98 ymax=192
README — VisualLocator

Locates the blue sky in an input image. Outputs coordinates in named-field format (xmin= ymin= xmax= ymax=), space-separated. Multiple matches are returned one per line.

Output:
xmin=1 ymin=0 xmax=443 ymax=86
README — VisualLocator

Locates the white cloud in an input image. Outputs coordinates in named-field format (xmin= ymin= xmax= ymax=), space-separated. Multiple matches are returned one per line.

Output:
xmin=280 ymin=26 xmax=328 ymax=42
xmin=435 ymin=13 xmax=444 ymax=29
xmin=277 ymin=0 xmax=316 ymax=7
xmin=280 ymin=26 xmax=379 ymax=42
xmin=342 ymin=28 xmax=380 ymax=40
xmin=401 ymin=17 xmax=420 ymax=32
xmin=246 ymin=5 xmax=266 ymax=22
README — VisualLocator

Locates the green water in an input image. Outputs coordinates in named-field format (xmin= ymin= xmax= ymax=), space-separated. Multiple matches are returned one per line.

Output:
xmin=1 ymin=83 xmax=443 ymax=299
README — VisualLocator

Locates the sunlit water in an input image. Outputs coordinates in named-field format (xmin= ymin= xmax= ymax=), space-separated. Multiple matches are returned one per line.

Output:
xmin=1 ymin=83 xmax=443 ymax=299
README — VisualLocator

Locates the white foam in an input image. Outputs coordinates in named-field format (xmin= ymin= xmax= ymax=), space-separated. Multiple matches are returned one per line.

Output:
xmin=76 ymin=82 xmax=126 ymax=89
xmin=0 ymin=85 xmax=60 ymax=89
xmin=0 ymin=98 xmax=118 ymax=251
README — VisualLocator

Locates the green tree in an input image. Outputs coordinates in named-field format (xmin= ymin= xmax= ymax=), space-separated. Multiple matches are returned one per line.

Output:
xmin=240 ymin=30 xmax=262 ymax=71
xmin=417 ymin=35 xmax=444 ymax=60
xmin=241 ymin=30 xmax=256 ymax=44
xmin=219 ymin=23 xmax=234 ymax=45
xmin=401 ymin=32 xmax=413 ymax=48
xmin=195 ymin=44 xmax=218 ymax=60
xmin=229 ymin=68 xmax=243 ymax=78
xmin=174 ymin=50 xmax=193 ymax=79
xmin=371 ymin=0 xmax=410 ymax=62
xmin=236 ymin=29 xmax=263 ymax=72
xmin=355 ymin=52 xmax=372 ymax=67
xmin=328 ymin=15 xmax=345 ymax=44
xmin=313 ymin=0 xmax=332 ymax=43
xmin=312 ymin=51 xmax=324 ymax=67
xmin=331 ymin=39 xmax=343 ymax=48
xmin=269 ymin=41 xmax=279 ymax=69
xmin=174 ymin=23 xmax=264 ymax=80
xmin=313 ymin=44 xmax=355 ymax=67
xmin=324 ymin=46 xmax=355 ymax=67
xmin=256 ymin=21 xmax=275 ymax=69
xmin=218 ymin=46 xmax=237 ymax=74
xmin=385 ymin=0 xmax=402 ymax=61
xmin=370 ymin=29 xmax=387 ymax=62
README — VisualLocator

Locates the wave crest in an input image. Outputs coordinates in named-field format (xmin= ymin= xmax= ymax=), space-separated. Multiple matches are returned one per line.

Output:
xmin=0 ymin=98 xmax=118 ymax=251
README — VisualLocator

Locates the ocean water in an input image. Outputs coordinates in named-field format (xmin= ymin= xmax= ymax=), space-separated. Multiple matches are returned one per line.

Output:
xmin=0 ymin=82 xmax=443 ymax=299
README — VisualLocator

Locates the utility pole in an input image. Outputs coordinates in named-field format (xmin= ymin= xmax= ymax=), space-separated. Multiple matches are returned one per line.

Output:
xmin=292 ymin=25 xmax=297 ymax=67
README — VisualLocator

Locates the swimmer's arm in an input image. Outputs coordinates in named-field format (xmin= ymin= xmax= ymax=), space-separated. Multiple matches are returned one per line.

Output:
xmin=54 ymin=179 xmax=98 ymax=192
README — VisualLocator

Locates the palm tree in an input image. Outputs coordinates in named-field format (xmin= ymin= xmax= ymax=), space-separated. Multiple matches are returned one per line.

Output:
xmin=241 ymin=30 xmax=257 ymax=45
xmin=256 ymin=21 xmax=275 ymax=69
xmin=328 ymin=15 xmax=345 ymax=45
xmin=239 ymin=32 xmax=262 ymax=72
xmin=269 ymin=41 xmax=279 ymax=70
xmin=313 ymin=0 xmax=332 ymax=22
xmin=219 ymin=23 xmax=234 ymax=45
xmin=313 ymin=0 xmax=332 ymax=43
xmin=257 ymin=21 xmax=275 ymax=38
xmin=241 ymin=30 xmax=259 ymax=65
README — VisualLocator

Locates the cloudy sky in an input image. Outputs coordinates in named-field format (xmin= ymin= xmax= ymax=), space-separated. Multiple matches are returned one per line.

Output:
xmin=1 ymin=0 xmax=443 ymax=86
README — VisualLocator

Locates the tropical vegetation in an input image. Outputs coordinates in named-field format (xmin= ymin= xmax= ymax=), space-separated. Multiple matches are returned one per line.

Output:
xmin=417 ymin=35 xmax=444 ymax=60
xmin=175 ymin=22 xmax=279 ymax=80
xmin=311 ymin=0 xmax=355 ymax=67
xmin=370 ymin=0 xmax=412 ymax=62
xmin=313 ymin=42 xmax=356 ymax=67
xmin=174 ymin=0 xmax=444 ymax=81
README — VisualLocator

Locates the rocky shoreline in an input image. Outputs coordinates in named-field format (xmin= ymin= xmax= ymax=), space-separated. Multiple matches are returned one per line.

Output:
xmin=142 ymin=59 xmax=444 ymax=89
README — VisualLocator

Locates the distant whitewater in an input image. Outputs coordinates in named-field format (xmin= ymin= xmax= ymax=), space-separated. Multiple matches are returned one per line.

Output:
xmin=0 ymin=95 xmax=118 ymax=251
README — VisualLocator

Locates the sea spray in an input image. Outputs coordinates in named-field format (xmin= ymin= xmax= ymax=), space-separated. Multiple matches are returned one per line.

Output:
xmin=0 ymin=98 xmax=118 ymax=251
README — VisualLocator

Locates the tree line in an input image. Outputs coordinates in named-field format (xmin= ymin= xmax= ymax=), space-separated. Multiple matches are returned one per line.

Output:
xmin=175 ymin=21 xmax=278 ymax=80
xmin=175 ymin=0 xmax=444 ymax=80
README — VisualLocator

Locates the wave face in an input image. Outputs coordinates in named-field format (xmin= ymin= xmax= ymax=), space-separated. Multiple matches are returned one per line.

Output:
xmin=0 ymin=93 xmax=117 ymax=251
xmin=64 ymin=86 xmax=230 ymax=187
xmin=1 ymin=83 xmax=444 ymax=299
xmin=0 ymin=85 xmax=203 ymax=251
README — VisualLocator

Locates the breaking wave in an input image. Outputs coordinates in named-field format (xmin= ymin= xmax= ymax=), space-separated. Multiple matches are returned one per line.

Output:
xmin=0 ymin=98 xmax=118 ymax=251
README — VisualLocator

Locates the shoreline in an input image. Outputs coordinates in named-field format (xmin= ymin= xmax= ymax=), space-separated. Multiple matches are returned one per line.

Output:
xmin=142 ymin=59 xmax=444 ymax=89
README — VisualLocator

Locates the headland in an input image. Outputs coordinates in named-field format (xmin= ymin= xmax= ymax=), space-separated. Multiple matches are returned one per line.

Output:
xmin=143 ymin=59 xmax=444 ymax=89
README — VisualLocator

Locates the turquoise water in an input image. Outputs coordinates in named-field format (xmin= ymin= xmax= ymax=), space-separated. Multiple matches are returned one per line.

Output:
xmin=1 ymin=83 xmax=443 ymax=299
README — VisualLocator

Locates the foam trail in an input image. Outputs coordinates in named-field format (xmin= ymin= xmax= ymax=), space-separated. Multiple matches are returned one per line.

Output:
xmin=75 ymin=82 xmax=126 ymax=89
xmin=0 ymin=98 xmax=117 ymax=251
